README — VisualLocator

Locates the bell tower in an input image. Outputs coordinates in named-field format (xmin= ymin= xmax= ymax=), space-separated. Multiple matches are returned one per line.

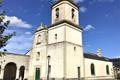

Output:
xmin=49 ymin=0 xmax=84 ymax=79
xmin=51 ymin=0 xmax=79 ymax=25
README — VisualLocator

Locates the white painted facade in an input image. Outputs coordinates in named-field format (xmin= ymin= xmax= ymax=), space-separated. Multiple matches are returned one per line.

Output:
xmin=84 ymin=58 xmax=114 ymax=79
xmin=0 ymin=0 xmax=115 ymax=80
xmin=0 ymin=54 xmax=29 ymax=80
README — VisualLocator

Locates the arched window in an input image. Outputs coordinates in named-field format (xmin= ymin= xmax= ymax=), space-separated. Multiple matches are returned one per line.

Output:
xmin=72 ymin=9 xmax=75 ymax=19
xmin=91 ymin=63 xmax=95 ymax=75
xmin=37 ymin=34 xmax=41 ymax=44
xmin=36 ymin=52 xmax=40 ymax=61
xmin=19 ymin=66 xmax=25 ymax=80
xmin=106 ymin=65 xmax=109 ymax=75
xmin=56 ymin=8 xmax=59 ymax=21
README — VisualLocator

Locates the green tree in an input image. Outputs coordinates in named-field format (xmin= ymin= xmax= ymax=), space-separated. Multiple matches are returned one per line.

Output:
xmin=0 ymin=0 xmax=2 ymax=4
xmin=0 ymin=0 xmax=15 ymax=56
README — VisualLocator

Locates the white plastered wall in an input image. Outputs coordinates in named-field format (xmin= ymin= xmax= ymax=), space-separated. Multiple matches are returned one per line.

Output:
xmin=65 ymin=24 xmax=84 ymax=78
xmin=84 ymin=58 xmax=114 ymax=79
xmin=0 ymin=54 xmax=29 ymax=79
xmin=48 ymin=23 xmax=84 ymax=79
xmin=28 ymin=30 xmax=48 ymax=80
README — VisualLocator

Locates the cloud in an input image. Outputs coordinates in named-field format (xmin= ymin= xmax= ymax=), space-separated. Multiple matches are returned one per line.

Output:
xmin=89 ymin=0 xmax=115 ymax=4
xmin=4 ymin=29 xmax=14 ymax=34
xmin=84 ymin=24 xmax=95 ymax=31
xmin=97 ymin=0 xmax=114 ymax=2
xmin=4 ymin=16 xmax=32 ymax=29
xmin=114 ymin=55 xmax=120 ymax=58
xmin=5 ymin=34 xmax=33 ymax=54
xmin=80 ymin=7 xmax=87 ymax=13
xmin=105 ymin=14 xmax=109 ymax=17
xmin=86 ymin=44 xmax=91 ymax=47
xmin=90 ymin=0 xmax=114 ymax=3
xmin=25 ymin=32 xmax=32 ymax=35
xmin=36 ymin=13 xmax=41 ymax=16
xmin=74 ymin=0 xmax=85 ymax=3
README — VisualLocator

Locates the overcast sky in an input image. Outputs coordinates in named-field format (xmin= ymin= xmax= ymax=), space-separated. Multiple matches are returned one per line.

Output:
xmin=0 ymin=0 xmax=120 ymax=58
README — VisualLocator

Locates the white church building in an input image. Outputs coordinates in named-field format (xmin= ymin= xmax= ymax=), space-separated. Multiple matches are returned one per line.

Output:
xmin=0 ymin=0 xmax=115 ymax=80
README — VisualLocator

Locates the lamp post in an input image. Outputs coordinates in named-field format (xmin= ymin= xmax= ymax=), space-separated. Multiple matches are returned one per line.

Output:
xmin=47 ymin=55 xmax=51 ymax=80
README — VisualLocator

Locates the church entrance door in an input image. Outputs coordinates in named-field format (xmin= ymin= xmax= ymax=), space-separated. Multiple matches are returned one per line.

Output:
xmin=3 ymin=62 xmax=17 ymax=80
xmin=35 ymin=68 xmax=40 ymax=80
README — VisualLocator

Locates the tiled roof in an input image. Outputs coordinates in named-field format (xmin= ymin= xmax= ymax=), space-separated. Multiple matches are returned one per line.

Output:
xmin=0 ymin=52 xmax=29 ymax=57
xmin=49 ymin=20 xmax=83 ymax=30
xmin=84 ymin=53 xmax=110 ymax=62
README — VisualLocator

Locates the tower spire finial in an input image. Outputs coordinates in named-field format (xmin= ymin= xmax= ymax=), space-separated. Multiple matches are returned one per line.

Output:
xmin=40 ymin=22 xmax=43 ymax=26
